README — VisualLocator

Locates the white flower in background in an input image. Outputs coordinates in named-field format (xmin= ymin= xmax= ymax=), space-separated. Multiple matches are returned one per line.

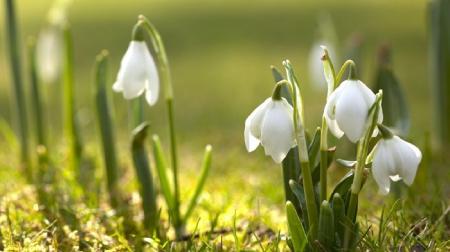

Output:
xmin=36 ymin=27 xmax=62 ymax=84
xmin=245 ymin=97 xmax=296 ymax=163
xmin=372 ymin=135 xmax=422 ymax=195
xmin=113 ymin=41 xmax=159 ymax=106
xmin=324 ymin=79 xmax=383 ymax=143
xmin=308 ymin=42 xmax=336 ymax=89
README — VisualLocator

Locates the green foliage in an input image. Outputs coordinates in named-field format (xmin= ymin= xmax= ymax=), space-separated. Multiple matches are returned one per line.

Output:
xmin=286 ymin=201 xmax=307 ymax=252
xmin=94 ymin=51 xmax=120 ymax=208
xmin=318 ymin=200 xmax=334 ymax=251
xmin=131 ymin=123 xmax=158 ymax=234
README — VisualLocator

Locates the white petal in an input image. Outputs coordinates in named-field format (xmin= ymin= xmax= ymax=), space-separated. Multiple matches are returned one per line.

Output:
xmin=249 ymin=98 xmax=271 ymax=139
xmin=112 ymin=80 xmax=124 ymax=92
xmin=244 ymin=98 xmax=271 ymax=152
xmin=335 ymin=80 xmax=371 ymax=143
xmin=372 ymin=141 xmax=394 ymax=195
xmin=143 ymin=48 xmax=160 ymax=106
xmin=114 ymin=41 xmax=153 ymax=100
xmin=260 ymin=99 xmax=296 ymax=163
xmin=324 ymin=83 xmax=346 ymax=138
xmin=392 ymin=136 xmax=422 ymax=185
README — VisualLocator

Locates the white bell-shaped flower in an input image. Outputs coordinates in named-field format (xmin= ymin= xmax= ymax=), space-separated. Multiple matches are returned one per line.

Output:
xmin=372 ymin=135 xmax=422 ymax=195
xmin=324 ymin=79 xmax=382 ymax=143
xmin=244 ymin=97 xmax=296 ymax=163
xmin=113 ymin=41 xmax=159 ymax=106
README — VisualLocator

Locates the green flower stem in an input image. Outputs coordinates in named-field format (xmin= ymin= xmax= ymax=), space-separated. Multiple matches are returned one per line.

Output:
xmin=343 ymin=92 xmax=382 ymax=250
xmin=336 ymin=60 xmax=356 ymax=85
xmin=95 ymin=51 xmax=120 ymax=208
xmin=319 ymin=117 xmax=328 ymax=203
xmin=62 ymin=24 xmax=82 ymax=173
xmin=5 ymin=0 xmax=32 ymax=182
xmin=283 ymin=61 xmax=318 ymax=240
xmin=137 ymin=15 xmax=182 ymax=235
xmin=28 ymin=38 xmax=47 ymax=149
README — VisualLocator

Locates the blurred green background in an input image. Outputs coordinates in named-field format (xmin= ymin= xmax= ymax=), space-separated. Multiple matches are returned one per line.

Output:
xmin=0 ymin=0 xmax=444 ymax=236
xmin=0 ymin=0 xmax=430 ymax=144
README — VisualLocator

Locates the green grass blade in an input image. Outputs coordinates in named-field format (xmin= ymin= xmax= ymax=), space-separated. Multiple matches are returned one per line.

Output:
xmin=151 ymin=134 xmax=175 ymax=211
xmin=4 ymin=0 xmax=31 ymax=182
xmin=62 ymin=24 xmax=83 ymax=173
xmin=286 ymin=201 xmax=307 ymax=252
xmin=94 ymin=51 xmax=120 ymax=208
xmin=183 ymin=145 xmax=212 ymax=222
xmin=131 ymin=122 xmax=158 ymax=233
xmin=28 ymin=38 xmax=47 ymax=148
xmin=430 ymin=0 xmax=450 ymax=147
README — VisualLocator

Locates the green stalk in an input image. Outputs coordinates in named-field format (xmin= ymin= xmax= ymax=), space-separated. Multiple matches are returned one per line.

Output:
xmin=4 ymin=0 xmax=32 ymax=182
xmin=343 ymin=92 xmax=382 ymax=250
xmin=94 ymin=51 xmax=120 ymax=208
xmin=319 ymin=118 xmax=328 ymax=203
xmin=283 ymin=61 xmax=318 ymax=240
xmin=28 ymin=38 xmax=47 ymax=148
xmin=429 ymin=0 xmax=450 ymax=148
xmin=138 ymin=15 xmax=182 ymax=235
xmin=62 ymin=24 xmax=82 ymax=173
xmin=131 ymin=123 xmax=158 ymax=233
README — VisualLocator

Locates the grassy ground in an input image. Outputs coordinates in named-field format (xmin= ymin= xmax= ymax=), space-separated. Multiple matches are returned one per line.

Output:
xmin=0 ymin=0 xmax=449 ymax=250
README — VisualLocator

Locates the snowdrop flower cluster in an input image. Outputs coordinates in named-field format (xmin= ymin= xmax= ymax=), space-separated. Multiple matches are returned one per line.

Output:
xmin=245 ymin=62 xmax=421 ymax=195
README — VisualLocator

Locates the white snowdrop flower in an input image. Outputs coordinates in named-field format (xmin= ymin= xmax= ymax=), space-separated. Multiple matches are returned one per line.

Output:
xmin=113 ymin=40 xmax=159 ymax=106
xmin=324 ymin=79 xmax=383 ymax=143
xmin=372 ymin=134 xmax=422 ymax=195
xmin=244 ymin=93 xmax=296 ymax=164
xmin=36 ymin=27 xmax=62 ymax=84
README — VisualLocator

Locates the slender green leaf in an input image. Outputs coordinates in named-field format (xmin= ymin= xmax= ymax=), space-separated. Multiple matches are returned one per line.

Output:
xmin=183 ymin=145 xmax=212 ymax=222
xmin=4 ymin=0 xmax=31 ymax=182
xmin=131 ymin=122 xmax=158 ymax=233
xmin=329 ymin=171 xmax=354 ymax=202
xmin=28 ymin=38 xmax=47 ymax=148
xmin=151 ymin=135 xmax=175 ymax=211
xmin=282 ymin=147 xmax=301 ymax=212
xmin=289 ymin=180 xmax=308 ymax=229
xmin=429 ymin=0 xmax=450 ymax=146
xmin=94 ymin=51 xmax=120 ymax=208
xmin=62 ymin=24 xmax=83 ymax=174
xmin=286 ymin=201 xmax=308 ymax=252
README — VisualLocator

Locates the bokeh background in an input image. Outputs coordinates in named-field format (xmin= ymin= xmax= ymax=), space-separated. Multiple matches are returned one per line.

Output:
xmin=0 ymin=0 xmax=439 ymax=222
